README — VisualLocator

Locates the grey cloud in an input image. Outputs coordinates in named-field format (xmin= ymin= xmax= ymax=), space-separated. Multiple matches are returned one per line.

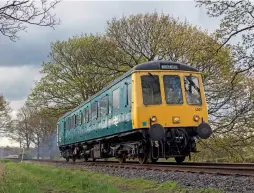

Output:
xmin=0 ymin=66 xmax=42 ymax=101
xmin=0 ymin=1 xmax=218 ymax=67
xmin=2 ymin=81 xmax=31 ymax=101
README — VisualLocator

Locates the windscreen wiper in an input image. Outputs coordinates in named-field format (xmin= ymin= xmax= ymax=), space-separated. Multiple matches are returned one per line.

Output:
xmin=148 ymin=72 xmax=160 ymax=92
xmin=186 ymin=77 xmax=200 ymax=93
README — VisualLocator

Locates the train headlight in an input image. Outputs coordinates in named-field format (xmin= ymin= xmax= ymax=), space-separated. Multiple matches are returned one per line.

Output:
xmin=173 ymin=116 xmax=180 ymax=124
xmin=193 ymin=115 xmax=200 ymax=122
xmin=151 ymin=116 xmax=157 ymax=122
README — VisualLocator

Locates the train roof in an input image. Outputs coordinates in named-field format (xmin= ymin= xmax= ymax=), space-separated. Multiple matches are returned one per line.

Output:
xmin=132 ymin=61 xmax=199 ymax=72
xmin=58 ymin=61 xmax=199 ymax=120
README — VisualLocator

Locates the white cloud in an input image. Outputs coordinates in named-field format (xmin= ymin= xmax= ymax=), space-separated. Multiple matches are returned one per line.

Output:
xmin=0 ymin=137 xmax=19 ymax=147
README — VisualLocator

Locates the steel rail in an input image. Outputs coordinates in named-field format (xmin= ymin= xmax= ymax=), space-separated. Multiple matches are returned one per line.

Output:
xmin=5 ymin=158 xmax=253 ymax=177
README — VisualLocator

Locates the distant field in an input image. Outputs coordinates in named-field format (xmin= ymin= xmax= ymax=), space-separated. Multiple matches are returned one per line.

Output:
xmin=0 ymin=159 xmax=219 ymax=193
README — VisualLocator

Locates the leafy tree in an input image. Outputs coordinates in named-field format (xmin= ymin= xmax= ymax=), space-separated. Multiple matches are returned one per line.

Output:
xmin=0 ymin=0 xmax=60 ymax=41
xmin=29 ymin=12 xmax=254 ymax=161
xmin=28 ymin=35 xmax=118 ymax=117
xmin=195 ymin=0 xmax=254 ymax=161
xmin=27 ymin=106 xmax=57 ymax=159
xmin=7 ymin=105 xmax=34 ymax=150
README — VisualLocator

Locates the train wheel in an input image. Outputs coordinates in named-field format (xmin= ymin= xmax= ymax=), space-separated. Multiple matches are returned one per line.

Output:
xmin=138 ymin=156 xmax=147 ymax=164
xmin=84 ymin=157 xmax=88 ymax=162
xmin=66 ymin=157 xmax=69 ymax=162
xmin=92 ymin=158 xmax=96 ymax=162
xmin=118 ymin=157 xmax=126 ymax=164
xmin=175 ymin=156 xmax=185 ymax=164
xmin=72 ymin=157 xmax=76 ymax=163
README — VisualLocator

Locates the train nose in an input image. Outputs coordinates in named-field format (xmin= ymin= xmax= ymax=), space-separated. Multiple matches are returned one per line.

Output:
xmin=196 ymin=122 xmax=212 ymax=139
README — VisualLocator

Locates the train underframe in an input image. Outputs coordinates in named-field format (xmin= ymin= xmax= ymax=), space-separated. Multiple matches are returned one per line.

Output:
xmin=59 ymin=126 xmax=208 ymax=164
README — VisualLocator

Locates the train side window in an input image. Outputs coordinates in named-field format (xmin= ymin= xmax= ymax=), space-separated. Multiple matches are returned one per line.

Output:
xmin=100 ymin=96 xmax=108 ymax=116
xmin=80 ymin=111 xmax=83 ymax=125
xmin=91 ymin=102 xmax=98 ymax=120
xmin=83 ymin=109 xmax=86 ymax=123
xmin=77 ymin=114 xmax=80 ymax=126
xmin=113 ymin=88 xmax=120 ymax=110
xmin=85 ymin=107 xmax=89 ymax=122
xmin=127 ymin=84 xmax=131 ymax=106
xmin=75 ymin=114 xmax=77 ymax=127
xmin=141 ymin=75 xmax=162 ymax=105
xmin=73 ymin=115 xmax=75 ymax=128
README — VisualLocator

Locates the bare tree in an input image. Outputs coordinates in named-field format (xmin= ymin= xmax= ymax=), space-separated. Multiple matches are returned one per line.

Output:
xmin=7 ymin=105 xmax=34 ymax=150
xmin=0 ymin=95 xmax=11 ymax=134
xmin=196 ymin=0 xmax=254 ymax=75
xmin=0 ymin=0 xmax=60 ymax=41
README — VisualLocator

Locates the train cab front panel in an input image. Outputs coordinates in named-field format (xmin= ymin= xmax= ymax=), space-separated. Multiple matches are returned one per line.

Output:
xmin=131 ymin=62 xmax=212 ymax=143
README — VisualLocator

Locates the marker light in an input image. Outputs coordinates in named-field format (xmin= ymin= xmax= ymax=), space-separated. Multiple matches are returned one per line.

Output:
xmin=151 ymin=116 xmax=157 ymax=122
xmin=173 ymin=116 xmax=180 ymax=124
xmin=193 ymin=115 xmax=200 ymax=122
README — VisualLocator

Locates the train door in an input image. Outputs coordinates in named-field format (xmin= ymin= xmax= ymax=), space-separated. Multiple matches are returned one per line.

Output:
xmin=99 ymin=94 xmax=109 ymax=136
xmin=109 ymin=87 xmax=120 ymax=134
xmin=123 ymin=81 xmax=132 ymax=131
xmin=85 ymin=105 xmax=91 ymax=140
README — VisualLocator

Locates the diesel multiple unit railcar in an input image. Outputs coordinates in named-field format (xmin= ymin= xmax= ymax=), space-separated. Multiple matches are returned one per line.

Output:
xmin=57 ymin=60 xmax=212 ymax=164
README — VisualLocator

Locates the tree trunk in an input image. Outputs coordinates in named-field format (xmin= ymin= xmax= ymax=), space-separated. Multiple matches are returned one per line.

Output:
xmin=25 ymin=133 xmax=30 ymax=150
xmin=36 ymin=137 xmax=40 ymax=160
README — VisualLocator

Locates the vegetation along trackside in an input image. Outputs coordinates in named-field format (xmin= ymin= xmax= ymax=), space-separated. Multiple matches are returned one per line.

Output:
xmin=57 ymin=60 xmax=213 ymax=164
xmin=0 ymin=161 xmax=220 ymax=193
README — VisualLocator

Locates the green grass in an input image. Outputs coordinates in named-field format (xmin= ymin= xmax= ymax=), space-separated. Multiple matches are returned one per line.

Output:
xmin=0 ymin=160 xmax=221 ymax=193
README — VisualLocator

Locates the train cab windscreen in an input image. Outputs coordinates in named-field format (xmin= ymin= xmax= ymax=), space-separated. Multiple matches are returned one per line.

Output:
xmin=141 ymin=75 xmax=162 ymax=105
xmin=141 ymin=73 xmax=202 ymax=106
xmin=184 ymin=76 xmax=202 ymax=105
xmin=163 ymin=75 xmax=183 ymax=104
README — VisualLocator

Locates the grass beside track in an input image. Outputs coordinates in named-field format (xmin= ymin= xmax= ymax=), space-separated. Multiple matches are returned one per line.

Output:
xmin=0 ymin=159 xmax=220 ymax=193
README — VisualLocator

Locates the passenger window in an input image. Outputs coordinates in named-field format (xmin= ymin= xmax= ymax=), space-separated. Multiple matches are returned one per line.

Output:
xmin=73 ymin=115 xmax=76 ymax=128
xmin=80 ymin=111 xmax=83 ymax=125
xmin=76 ymin=114 xmax=80 ymax=126
xmin=91 ymin=102 xmax=98 ymax=120
xmin=69 ymin=117 xmax=71 ymax=129
xmin=127 ymin=84 xmax=131 ymax=106
xmin=85 ymin=107 xmax=89 ymax=122
xmin=141 ymin=75 xmax=162 ymax=105
xmin=113 ymin=88 xmax=120 ymax=110
xmin=100 ymin=96 xmax=108 ymax=116
xmin=82 ymin=109 xmax=87 ymax=123
xmin=75 ymin=115 xmax=79 ymax=127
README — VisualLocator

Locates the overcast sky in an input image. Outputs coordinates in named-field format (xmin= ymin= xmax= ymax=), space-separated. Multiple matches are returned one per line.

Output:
xmin=0 ymin=0 xmax=219 ymax=146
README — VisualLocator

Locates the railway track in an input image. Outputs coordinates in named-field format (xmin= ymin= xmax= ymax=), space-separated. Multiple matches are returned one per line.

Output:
xmin=4 ymin=158 xmax=254 ymax=177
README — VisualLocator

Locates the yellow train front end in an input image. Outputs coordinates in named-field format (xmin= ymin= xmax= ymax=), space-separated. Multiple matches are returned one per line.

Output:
xmin=131 ymin=61 xmax=212 ymax=163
